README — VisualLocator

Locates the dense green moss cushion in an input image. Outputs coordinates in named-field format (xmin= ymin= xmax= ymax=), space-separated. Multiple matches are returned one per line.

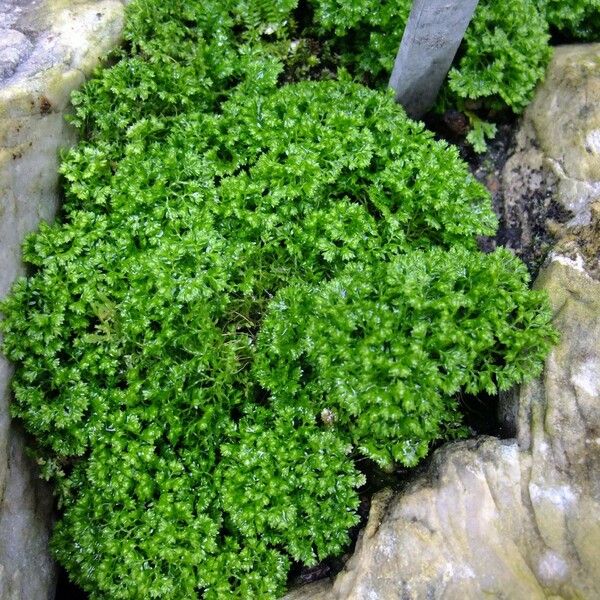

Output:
xmin=1 ymin=76 xmax=557 ymax=598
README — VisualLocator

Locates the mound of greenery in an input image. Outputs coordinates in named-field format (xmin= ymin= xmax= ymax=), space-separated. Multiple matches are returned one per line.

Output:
xmin=70 ymin=0 xmax=298 ymax=148
xmin=2 ymin=75 xmax=557 ymax=598
xmin=255 ymin=246 xmax=555 ymax=468
xmin=1 ymin=2 xmax=561 ymax=599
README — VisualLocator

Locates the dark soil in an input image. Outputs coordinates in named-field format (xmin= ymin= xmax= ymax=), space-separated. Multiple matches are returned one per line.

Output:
xmin=465 ymin=121 xmax=570 ymax=277
xmin=56 ymin=567 xmax=87 ymax=600
xmin=426 ymin=111 xmax=573 ymax=278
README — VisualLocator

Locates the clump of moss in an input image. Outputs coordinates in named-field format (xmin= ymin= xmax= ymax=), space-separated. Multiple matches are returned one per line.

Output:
xmin=541 ymin=0 xmax=600 ymax=40
xmin=309 ymin=0 xmax=599 ymax=149
xmin=1 ymin=2 xmax=560 ymax=598
xmin=256 ymin=246 xmax=556 ymax=468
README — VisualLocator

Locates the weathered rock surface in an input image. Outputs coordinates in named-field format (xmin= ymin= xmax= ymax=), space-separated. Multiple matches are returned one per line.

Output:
xmin=527 ymin=45 xmax=600 ymax=226
xmin=503 ymin=44 xmax=600 ymax=277
xmin=286 ymin=45 xmax=600 ymax=600
xmin=0 ymin=1 xmax=126 ymax=598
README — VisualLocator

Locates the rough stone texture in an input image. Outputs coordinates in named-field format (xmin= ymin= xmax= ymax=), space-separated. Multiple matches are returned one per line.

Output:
xmin=284 ymin=255 xmax=600 ymax=600
xmin=552 ymin=200 xmax=600 ymax=280
xmin=0 ymin=30 xmax=33 ymax=80
xmin=500 ymin=119 xmax=562 ymax=269
xmin=286 ymin=44 xmax=600 ymax=600
xmin=519 ymin=259 xmax=600 ymax=598
xmin=503 ymin=44 xmax=600 ymax=244
xmin=0 ymin=1 xmax=126 ymax=598
xmin=389 ymin=0 xmax=480 ymax=118
xmin=527 ymin=45 xmax=600 ymax=227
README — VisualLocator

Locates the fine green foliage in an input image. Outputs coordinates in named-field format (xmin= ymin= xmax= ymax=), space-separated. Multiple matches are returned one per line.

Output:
xmin=448 ymin=0 xmax=551 ymax=113
xmin=540 ymin=0 xmax=600 ymax=39
xmin=69 ymin=0 xmax=299 ymax=146
xmin=66 ymin=0 xmax=600 ymax=160
xmin=1 ymin=2 xmax=560 ymax=597
xmin=310 ymin=0 xmax=551 ymax=114
xmin=309 ymin=0 xmax=599 ymax=151
xmin=466 ymin=116 xmax=498 ymax=154
xmin=217 ymin=407 xmax=365 ymax=565
xmin=309 ymin=0 xmax=412 ymax=80
xmin=1 ymin=79 xmax=508 ymax=598
xmin=255 ymin=247 xmax=557 ymax=468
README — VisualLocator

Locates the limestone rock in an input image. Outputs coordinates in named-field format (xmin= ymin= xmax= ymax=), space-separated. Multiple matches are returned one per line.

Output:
xmin=502 ymin=43 xmax=600 ymax=278
xmin=284 ymin=256 xmax=600 ymax=600
xmin=0 ymin=1 xmax=126 ymax=598
xmin=527 ymin=44 xmax=600 ymax=225
xmin=0 ymin=30 xmax=33 ymax=80
xmin=503 ymin=44 xmax=600 ymax=233
xmin=520 ymin=259 xmax=600 ymax=597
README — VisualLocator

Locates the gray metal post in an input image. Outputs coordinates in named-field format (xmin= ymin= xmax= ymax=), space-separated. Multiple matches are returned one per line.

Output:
xmin=389 ymin=0 xmax=480 ymax=119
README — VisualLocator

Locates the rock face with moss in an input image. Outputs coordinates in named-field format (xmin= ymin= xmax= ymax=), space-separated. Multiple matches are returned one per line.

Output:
xmin=509 ymin=44 xmax=600 ymax=227
xmin=3 ymin=2 xmax=596 ymax=598
xmin=0 ymin=1 xmax=126 ymax=598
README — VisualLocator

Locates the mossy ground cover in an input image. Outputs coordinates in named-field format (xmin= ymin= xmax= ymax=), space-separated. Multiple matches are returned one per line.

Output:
xmin=309 ymin=0 xmax=600 ymax=149
xmin=1 ymin=0 xmax=586 ymax=597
